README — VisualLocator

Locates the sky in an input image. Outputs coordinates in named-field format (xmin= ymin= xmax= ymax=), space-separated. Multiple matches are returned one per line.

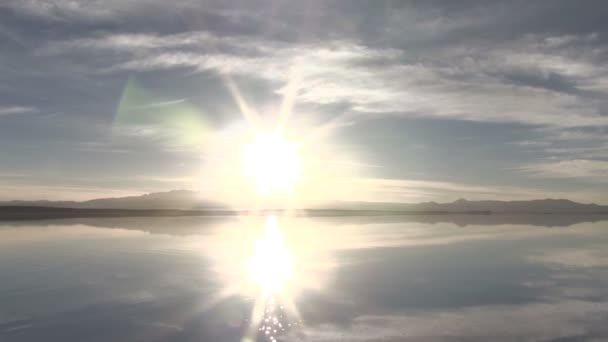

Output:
xmin=1 ymin=0 xmax=608 ymax=203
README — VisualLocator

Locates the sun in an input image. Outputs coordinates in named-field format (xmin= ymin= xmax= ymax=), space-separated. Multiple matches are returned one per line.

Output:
xmin=242 ymin=132 xmax=302 ymax=196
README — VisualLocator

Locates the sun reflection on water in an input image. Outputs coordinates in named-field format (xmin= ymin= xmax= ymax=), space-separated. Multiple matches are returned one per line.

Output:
xmin=249 ymin=216 xmax=294 ymax=296
xmin=244 ymin=215 xmax=300 ymax=342
xmin=255 ymin=295 xmax=298 ymax=342
xmin=197 ymin=214 xmax=338 ymax=341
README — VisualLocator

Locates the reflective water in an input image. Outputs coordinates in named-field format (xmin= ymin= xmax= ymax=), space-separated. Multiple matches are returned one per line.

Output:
xmin=1 ymin=215 xmax=608 ymax=341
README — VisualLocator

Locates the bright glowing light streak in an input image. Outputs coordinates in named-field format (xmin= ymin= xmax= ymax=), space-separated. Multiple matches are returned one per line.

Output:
xmin=276 ymin=74 xmax=301 ymax=133
xmin=302 ymin=111 xmax=354 ymax=144
xmin=224 ymin=75 xmax=260 ymax=128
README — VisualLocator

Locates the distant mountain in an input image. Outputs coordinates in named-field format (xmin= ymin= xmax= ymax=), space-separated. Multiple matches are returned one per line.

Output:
xmin=1 ymin=191 xmax=608 ymax=214
xmin=0 ymin=190 xmax=224 ymax=210
xmin=332 ymin=198 xmax=608 ymax=214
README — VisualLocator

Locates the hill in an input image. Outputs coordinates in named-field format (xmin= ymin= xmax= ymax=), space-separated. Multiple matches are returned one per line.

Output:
xmin=0 ymin=190 xmax=223 ymax=210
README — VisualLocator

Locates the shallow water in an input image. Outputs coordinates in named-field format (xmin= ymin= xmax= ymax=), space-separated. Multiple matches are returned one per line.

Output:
xmin=1 ymin=215 xmax=608 ymax=341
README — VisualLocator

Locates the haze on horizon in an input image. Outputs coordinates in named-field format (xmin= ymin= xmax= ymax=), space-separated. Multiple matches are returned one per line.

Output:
xmin=1 ymin=1 xmax=608 ymax=204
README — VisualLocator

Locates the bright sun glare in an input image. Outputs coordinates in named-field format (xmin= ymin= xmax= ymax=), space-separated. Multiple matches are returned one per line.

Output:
xmin=248 ymin=216 xmax=294 ymax=295
xmin=242 ymin=133 xmax=302 ymax=196
xmin=203 ymin=76 xmax=338 ymax=340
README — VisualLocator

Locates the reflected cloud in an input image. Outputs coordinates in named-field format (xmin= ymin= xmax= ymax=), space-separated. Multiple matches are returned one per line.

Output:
xmin=530 ymin=244 xmax=608 ymax=268
xmin=286 ymin=300 xmax=608 ymax=341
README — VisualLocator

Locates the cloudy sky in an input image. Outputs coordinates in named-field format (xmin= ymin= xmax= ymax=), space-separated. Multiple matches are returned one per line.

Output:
xmin=1 ymin=0 xmax=608 ymax=203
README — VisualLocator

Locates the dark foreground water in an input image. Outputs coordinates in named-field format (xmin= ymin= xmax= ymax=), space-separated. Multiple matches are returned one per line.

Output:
xmin=1 ymin=215 xmax=608 ymax=341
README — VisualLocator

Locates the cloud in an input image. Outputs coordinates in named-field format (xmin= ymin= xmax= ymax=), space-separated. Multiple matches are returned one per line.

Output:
xmin=518 ymin=159 xmax=608 ymax=180
xmin=337 ymin=177 xmax=604 ymax=203
xmin=517 ymin=127 xmax=608 ymax=160
xmin=73 ymin=141 xmax=131 ymax=154
xmin=40 ymin=28 xmax=608 ymax=129
xmin=0 ymin=106 xmax=37 ymax=117
xmin=0 ymin=172 xmax=25 ymax=178
xmin=134 ymin=175 xmax=197 ymax=185
xmin=510 ymin=140 xmax=552 ymax=147
xmin=543 ymin=145 xmax=608 ymax=159
xmin=538 ymin=127 xmax=608 ymax=142
xmin=1 ymin=0 xmax=148 ymax=21
xmin=39 ymin=32 xmax=223 ymax=54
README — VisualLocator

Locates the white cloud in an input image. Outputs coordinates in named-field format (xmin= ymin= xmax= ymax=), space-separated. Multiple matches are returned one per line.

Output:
xmin=518 ymin=159 xmax=608 ymax=180
xmin=42 ymin=30 xmax=608 ymax=129
xmin=2 ymin=0 xmax=117 ymax=20
xmin=39 ymin=31 xmax=224 ymax=55
xmin=539 ymin=128 xmax=608 ymax=142
xmin=510 ymin=140 xmax=552 ymax=147
xmin=543 ymin=145 xmax=608 ymax=159
xmin=0 ymin=0 xmax=171 ymax=21
xmin=134 ymin=175 xmax=197 ymax=185
xmin=0 ymin=172 xmax=25 ymax=178
xmin=0 ymin=106 xmax=36 ymax=116
xmin=317 ymin=176 xmax=605 ymax=204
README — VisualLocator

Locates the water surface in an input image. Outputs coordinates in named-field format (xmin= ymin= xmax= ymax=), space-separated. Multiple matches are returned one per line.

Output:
xmin=1 ymin=215 xmax=608 ymax=341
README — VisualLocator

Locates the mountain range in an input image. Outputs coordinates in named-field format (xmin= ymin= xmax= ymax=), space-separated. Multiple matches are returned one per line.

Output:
xmin=0 ymin=190 xmax=223 ymax=210
xmin=2 ymin=190 xmax=608 ymax=214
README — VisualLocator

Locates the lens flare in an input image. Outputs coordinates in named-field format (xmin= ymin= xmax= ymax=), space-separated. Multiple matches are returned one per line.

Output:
xmin=113 ymin=78 xmax=210 ymax=148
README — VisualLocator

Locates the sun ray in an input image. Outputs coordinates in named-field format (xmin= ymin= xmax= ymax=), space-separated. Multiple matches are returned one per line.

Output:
xmin=223 ymin=74 xmax=260 ymax=129
xmin=276 ymin=73 xmax=301 ymax=133
xmin=302 ymin=111 xmax=355 ymax=143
